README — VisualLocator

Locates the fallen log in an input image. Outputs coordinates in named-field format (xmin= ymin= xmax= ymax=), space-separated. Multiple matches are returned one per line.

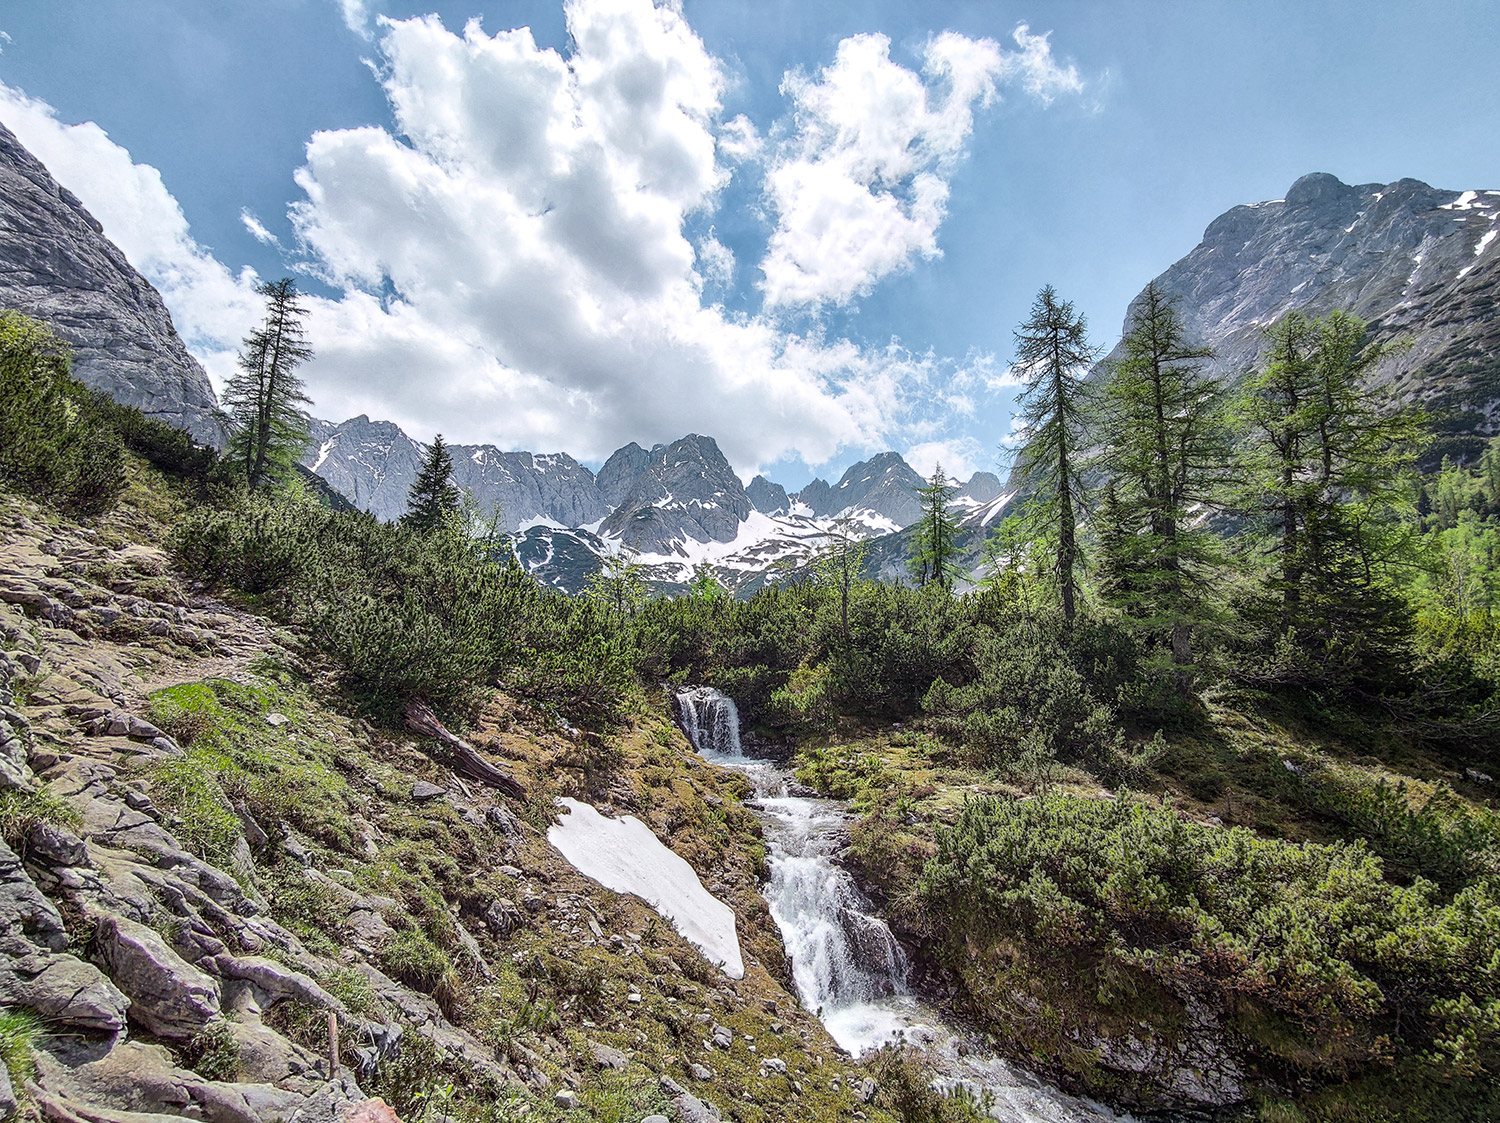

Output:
xmin=403 ymin=699 xmax=527 ymax=800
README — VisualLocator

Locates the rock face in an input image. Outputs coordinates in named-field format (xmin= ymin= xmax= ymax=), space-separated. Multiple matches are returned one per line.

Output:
xmin=1098 ymin=171 xmax=1500 ymax=462
xmin=304 ymin=416 xmax=611 ymax=528
xmin=0 ymin=119 xmax=227 ymax=446
xmin=746 ymin=475 xmax=789 ymax=515
xmin=794 ymin=452 xmax=928 ymax=528
xmin=598 ymin=434 xmax=752 ymax=554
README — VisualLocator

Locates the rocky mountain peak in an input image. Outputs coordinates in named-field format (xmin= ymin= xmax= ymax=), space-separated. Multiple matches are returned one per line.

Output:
xmin=1102 ymin=170 xmax=1500 ymax=463
xmin=746 ymin=475 xmax=790 ymax=515
xmin=0 ymin=119 xmax=227 ymax=446
xmin=598 ymin=434 xmax=751 ymax=553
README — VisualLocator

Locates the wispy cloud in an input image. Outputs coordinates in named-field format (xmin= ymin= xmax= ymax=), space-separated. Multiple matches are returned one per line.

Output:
xmin=239 ymin=208 xmax=279 ymax=245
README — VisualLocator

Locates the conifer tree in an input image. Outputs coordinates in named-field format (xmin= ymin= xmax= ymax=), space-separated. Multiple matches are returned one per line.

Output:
xmin=1012 ymin=286 xmax=1098 ymax=623
xmin=817 ymin=516 xmax=869 ymax=637
xmin=586 ymin=547 xmax=647 ymax=623
xmin=1098 ymin=282 xmax=1229 ymax=681
xmin=1237 ymin=310 xmax=1425 ymax=682
xmin=403 ymin=434 xmax=462 ymax=532
xmin=910 ymin=465 xmax=961 ymax=590
xmin=225 ymin=278 xmax=312 ymax=488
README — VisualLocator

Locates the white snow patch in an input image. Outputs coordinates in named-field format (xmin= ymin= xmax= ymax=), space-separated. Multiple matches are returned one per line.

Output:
xmin=1476 ymin=230 xmax=1497 ymax=257
xmin=548 ymin=798 xmax=744 ymax=979
xmin=311 ymin=439 xmax=337 ymax=472
xmin=518 ymin=515 xmax=569 ymax=532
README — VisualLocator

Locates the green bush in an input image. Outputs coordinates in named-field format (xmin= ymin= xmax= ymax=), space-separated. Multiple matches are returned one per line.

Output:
xmin=0 ymin=310 xmax=125 ymax=512
xmin=919 ymin=791 xmax=1500 ymax=1090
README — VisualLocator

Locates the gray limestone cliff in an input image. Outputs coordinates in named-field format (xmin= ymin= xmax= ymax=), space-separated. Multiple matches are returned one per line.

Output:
xmin=598 ymin=434 xmax=752 ymax=553
xmin=794 ymin=452 xmax=928 ymax=527
xmin=0 ymin=119 xmax=227 ymax=446
xmin=304 ymin=417 xmax=610 ymax=528
xmin=1097 ymin=172 xmax=1500 ymax=462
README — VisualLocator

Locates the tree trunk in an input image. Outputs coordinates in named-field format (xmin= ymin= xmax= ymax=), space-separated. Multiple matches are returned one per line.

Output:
xmin=404 ymin=699 xmax=527 ymax=799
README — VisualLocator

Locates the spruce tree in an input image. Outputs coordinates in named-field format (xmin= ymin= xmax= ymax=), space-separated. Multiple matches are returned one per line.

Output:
xmin=910 ymin=465 xmax=961 ymax=590
xmin=225 ymin=278 xmax=312 ymax=488
xmin=1012 ymin=285 xmax=1098 ymax=623
xmin=1098 ymin=282 xmax=1229 ymax=682
xmin=403 ymin=434 xmax=462 ymax=532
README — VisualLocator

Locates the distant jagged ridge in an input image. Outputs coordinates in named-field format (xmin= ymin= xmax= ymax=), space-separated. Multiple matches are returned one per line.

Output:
xmin=0 ymin=118 xmax=227 ymax=447
xmin=303 ymin=419 xmax=1000 ymax=541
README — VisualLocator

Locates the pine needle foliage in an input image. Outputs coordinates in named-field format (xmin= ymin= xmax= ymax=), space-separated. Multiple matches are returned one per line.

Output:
xmin=1097 ymin=282 xmax=1231 ymax=686
xmin=1234 ymin=310 xmax=1427 ymax=686
xmin=403 ymin=434 xmax=462 ymax=532
xmin=910 ymin=466 xmax=961 ymax=591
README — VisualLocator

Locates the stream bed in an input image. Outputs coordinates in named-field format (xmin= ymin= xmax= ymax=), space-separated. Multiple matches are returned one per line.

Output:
xmin=678 ymin=686 xmax=1130 ymax=1123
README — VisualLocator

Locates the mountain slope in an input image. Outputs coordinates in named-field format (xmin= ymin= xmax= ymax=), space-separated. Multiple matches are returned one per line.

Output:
xmin=0 ymin=119 xmax=227 ymax=446
xmin=1099 ymin=172 xmax=1500 ymax=462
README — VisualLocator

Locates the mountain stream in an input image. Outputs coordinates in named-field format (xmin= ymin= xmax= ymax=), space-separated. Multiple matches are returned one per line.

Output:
xmin=677 ymin=686 xmax=1130 ymax=1123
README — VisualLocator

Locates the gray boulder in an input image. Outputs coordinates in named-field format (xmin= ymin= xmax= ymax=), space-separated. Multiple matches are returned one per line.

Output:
xmin=0 ymin=838 xmax=67 ymax=951
xmin=93 ymin=912 xmax=222 ymax=1039
xmin=0 ymin=945 xmax=129 ymax=1033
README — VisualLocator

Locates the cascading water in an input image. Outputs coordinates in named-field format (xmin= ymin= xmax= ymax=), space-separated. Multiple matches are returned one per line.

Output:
xmin=677 ymin=685 xmax=1129 ymax=1123
xmin=677 ymin=685 xmax=744 ymax=758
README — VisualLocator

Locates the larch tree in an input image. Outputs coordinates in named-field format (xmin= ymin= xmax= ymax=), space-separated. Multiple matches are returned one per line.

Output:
xmin=1098 ymin=282 xmax=1229 ymax=685
xmin=1012 ymin=285 xmax=1098 ymax=624
xmin=1237 ymin=310 xmax=1425 ymax=683
xmin=224 ymin=278 xmax=312 ymax=488
xmin=910 ymin=465 xmax=961 ymax=591
xmin=817 ymin=515 xmax=869 ymax=638
xmin=403 ymin=433 xmax=462 ymax=532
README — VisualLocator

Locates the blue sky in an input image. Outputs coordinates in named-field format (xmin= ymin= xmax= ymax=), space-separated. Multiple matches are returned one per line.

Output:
xmin=1 ymin=0 xmax=1497 ymax=489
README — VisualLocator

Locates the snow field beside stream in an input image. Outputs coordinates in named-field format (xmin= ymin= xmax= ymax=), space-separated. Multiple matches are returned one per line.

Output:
xmin=548 ymin=796 xmax=745 ymax=979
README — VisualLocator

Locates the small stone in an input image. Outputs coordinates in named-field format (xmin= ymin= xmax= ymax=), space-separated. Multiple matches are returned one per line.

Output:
xmin=553 ymin=1089 xmax=578 ymax=1110
xmin=412 ymin=781 xmax=446 ymax=801
xmin=689 ymin=1062 xmax=713 ymax=1081
xmin=641 ymin=1116 xmax=670 ymax=1123
xmin=264 ymin=712 xmax=290 ymax=727
xmin=498 ymin=864 xmax=524 ymax=878
xmin=588 ymin=1041 xmax=630 ymax=1071
xmin=710 ymin=1024 xmax=732 ymax=1049
xmin=760 ymin=1057 xmax=787 ymax=1075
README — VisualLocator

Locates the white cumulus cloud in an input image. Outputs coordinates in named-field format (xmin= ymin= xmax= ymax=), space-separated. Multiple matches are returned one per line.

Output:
xmin=0 ymin=2 xmax=1077 ymax=475
xmin=758 ymin=25 xmax=1082 ymax=309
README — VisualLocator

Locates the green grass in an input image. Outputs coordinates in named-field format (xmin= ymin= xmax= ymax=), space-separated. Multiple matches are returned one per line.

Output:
xmin=0 ymin=788 xmax=82 ymax=852
xmin=0 ymin=1008 xmax=42 ymax=1091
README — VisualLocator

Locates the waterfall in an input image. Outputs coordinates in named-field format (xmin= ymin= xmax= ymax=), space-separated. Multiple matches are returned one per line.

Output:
xmin=677 ymin=685 xmax=743 ymax=758
xmin=676 ymin=686 xmax=909 ymax=1027
xmin=676 ymin=685 xmax=1128 ymax=1120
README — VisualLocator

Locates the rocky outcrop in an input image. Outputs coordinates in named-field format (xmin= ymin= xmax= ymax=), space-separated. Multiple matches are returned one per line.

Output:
xmin=0 ymin=119 xmax=226 ymax=446
xmin=594 ymin=442 xmax=652 ymax=508
xmin=1095 ymin=171 xmax=1500 ymax=463
xmin=745 ymin=475 xmax=789 ymax=515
